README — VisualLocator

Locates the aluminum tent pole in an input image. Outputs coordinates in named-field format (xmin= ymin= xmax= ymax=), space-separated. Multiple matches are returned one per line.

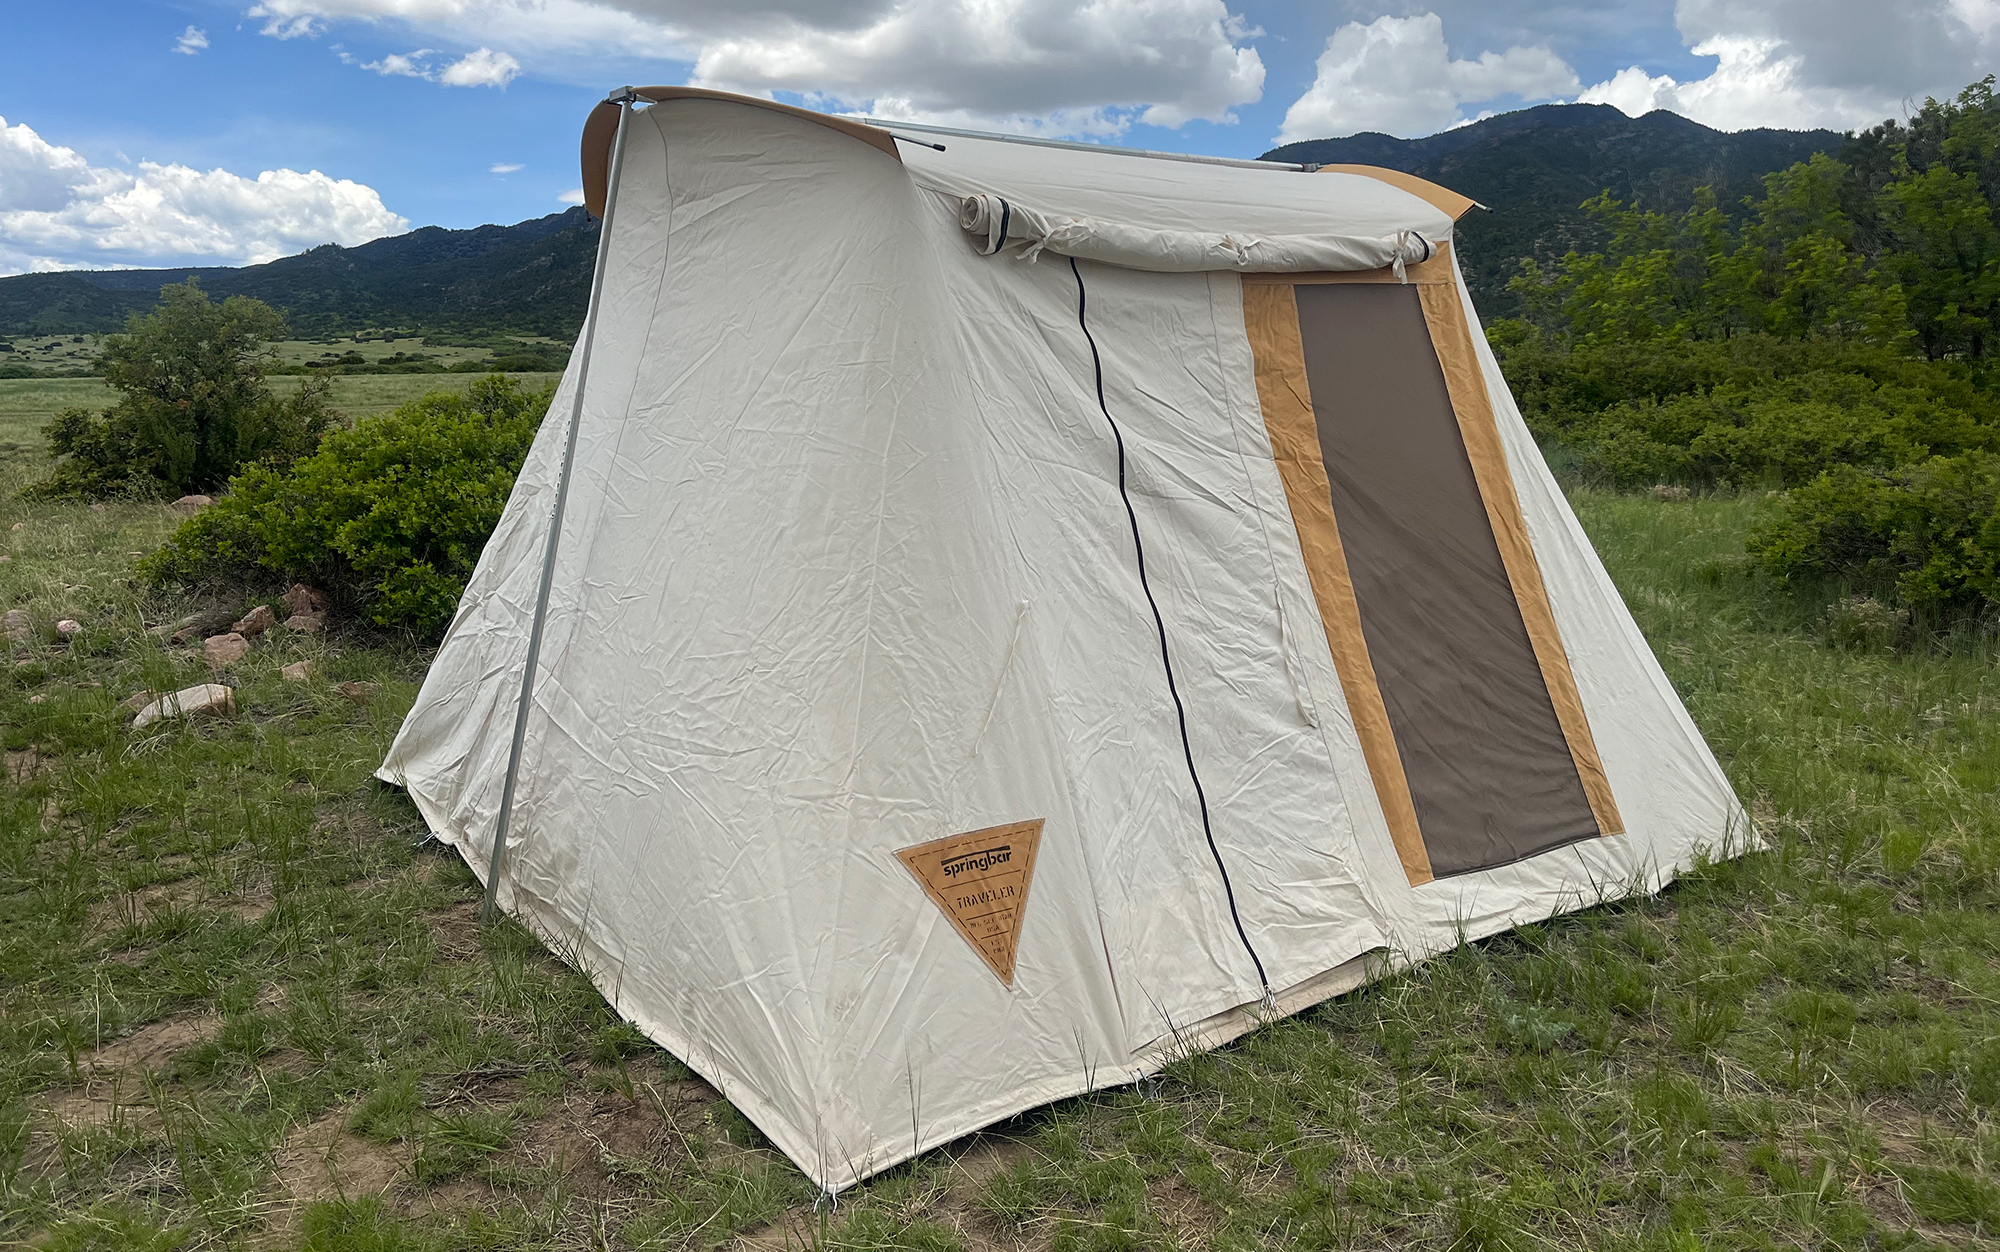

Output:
xmin=481 ymin=87 xmax=638 ymax=925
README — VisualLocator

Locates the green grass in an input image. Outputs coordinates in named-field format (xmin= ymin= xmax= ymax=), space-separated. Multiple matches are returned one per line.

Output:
xmin=0 ymin=374 xmax=562 ymax=454
xmin=1 ymin=470 xmax=1995 ymax=1250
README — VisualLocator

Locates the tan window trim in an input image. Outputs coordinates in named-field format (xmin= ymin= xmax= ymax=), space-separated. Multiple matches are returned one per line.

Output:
xmin=1242 ymin=281 xmax=1435 ymax=886
xmin=1416 ymin=284 xmax=1624 ymax=838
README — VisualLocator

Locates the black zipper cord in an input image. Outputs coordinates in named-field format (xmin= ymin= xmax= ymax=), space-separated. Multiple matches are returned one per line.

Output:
xmin=1067 ymin=254 xmax=1272 ymax=997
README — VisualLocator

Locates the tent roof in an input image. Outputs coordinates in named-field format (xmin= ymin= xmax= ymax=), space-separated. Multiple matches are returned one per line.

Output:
xmin=578 ymin=88 xmax=1477 ymax=225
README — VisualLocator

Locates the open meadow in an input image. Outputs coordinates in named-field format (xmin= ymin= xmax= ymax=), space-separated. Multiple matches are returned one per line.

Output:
xmin=0 ymin=334 xmax=568 ymax=378
xmin=0 ymin=376 xmax=563 ymax=460
xmin=0 ymin=408 xmax=1995 ymax=1250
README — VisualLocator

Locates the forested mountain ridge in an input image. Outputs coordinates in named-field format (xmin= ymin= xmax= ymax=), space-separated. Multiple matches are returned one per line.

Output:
xmin=1263 ymin=103 xmax=1845 ymax=316
xmin=0 ymin=208 xmax=597 ymax=339
xmin=0 ymin=103 xmax=1847 ymax=339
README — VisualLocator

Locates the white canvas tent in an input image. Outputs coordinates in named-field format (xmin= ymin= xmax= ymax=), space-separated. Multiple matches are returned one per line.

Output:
xmin=379 ymin=88 xmax=1750 ymax=1193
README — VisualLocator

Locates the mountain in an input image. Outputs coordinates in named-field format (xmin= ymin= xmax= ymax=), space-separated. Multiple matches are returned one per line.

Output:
xmin=1262 ymin=103 xmax=1847 ymax=317
xmin=0 ymin=103 xmax=1849 ymax=340
xmin=0 ymin=208 xmax=599 ymax=339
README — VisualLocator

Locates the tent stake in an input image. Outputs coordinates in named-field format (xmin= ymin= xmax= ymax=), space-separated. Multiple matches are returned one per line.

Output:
xmin=481 ymin=87 xmax=639 ymax=925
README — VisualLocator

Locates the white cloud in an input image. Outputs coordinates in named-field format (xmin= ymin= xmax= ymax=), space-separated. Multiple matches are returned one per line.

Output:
xmin=557 ymin=188 xmax=585 ymax=205
xmin=0 ymin=114 xmax=407 ymax=276
xmin=361 ymin=49 xmax=434 ymax=76
xmin=490 ymin=162 xmax=524 ymax=173
xmin=439 ymin=47 xmax=520 ymax=87
xmin=1576 ymin=38 xmax=1900 ymax=131
xmin=242 ymin=0 xmax=1265 ymax=137
xmin=1275 ymin=13 xmax=1577 ymax=143
xmin=354 ymin=45 xmax=517 ymax=87
xmin=1577 ymin=0 xmax=2000 ymax=132
xmin=173 ymin=25 xmax=210 ymax=55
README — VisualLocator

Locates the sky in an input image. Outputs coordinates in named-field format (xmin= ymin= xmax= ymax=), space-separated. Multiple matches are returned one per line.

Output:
xmin=2 ymin=0 xmax=1996 ymax=275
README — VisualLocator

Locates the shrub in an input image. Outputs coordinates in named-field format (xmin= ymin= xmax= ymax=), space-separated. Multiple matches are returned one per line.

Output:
xmin=142 ymin=375 xmax=551 ymax=639
xmin=1746 ymin=452 xmax=2000 ymax=626
xmin=30 ymin=280 xmax=333 ymax=499
xmin=1495 ymin=330 xmax=2000 ymax=489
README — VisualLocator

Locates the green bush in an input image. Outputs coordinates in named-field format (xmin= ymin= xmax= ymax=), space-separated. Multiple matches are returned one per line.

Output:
xmin=142 ymin=375 xmax=551 ymax=639
xmin=30 ymin=279 xmax=333 ymax=499
xmin=1746 ymin=452 xmax=2000 ymax=626
xmin=1495 ymin=330 xmax=2000 ymax=488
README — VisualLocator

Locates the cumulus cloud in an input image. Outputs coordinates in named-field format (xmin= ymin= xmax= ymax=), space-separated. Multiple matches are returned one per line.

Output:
xmin=688 ymin=0 xmax=1264 ymax=130
xmin=557 ymin=188 xmax=585 ymax=205
xmin=1578 ymin=0 xmax=2000 ymax=131
xmin=0 ymin=114 xmax=406 ymax=275
xmin=356 ymin=46 xmax=518 ymax=86
xmin=439 ymin=47 xmax=520 ymax=87
xmin=361 ymin=49 xmax=433 ymax=76
xmin=174 ymin=26 xmax=210 ymax=55
xmin=1574 ymin=37 xmax=1893 ymax=131
xmin=1275 ymin=13 xmax=1577 ymax=143
xmin=242 ymin=0 xmax=1265 ymax=136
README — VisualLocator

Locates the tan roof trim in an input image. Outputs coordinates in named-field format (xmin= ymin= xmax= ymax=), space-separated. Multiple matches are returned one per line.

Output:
xmin=580 ymin=87 xmax=902 ymax=217
xmin=1315 ymin=165 xmax=1479 ymax=221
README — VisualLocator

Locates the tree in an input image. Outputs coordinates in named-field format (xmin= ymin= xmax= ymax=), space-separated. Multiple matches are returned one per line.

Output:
xmin=31 ymin=279 xmax=334 ymax=498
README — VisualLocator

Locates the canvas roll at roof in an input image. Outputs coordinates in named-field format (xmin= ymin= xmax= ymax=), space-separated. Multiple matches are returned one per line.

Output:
xmin=955 ymin=191 xmax=1439 ymax=274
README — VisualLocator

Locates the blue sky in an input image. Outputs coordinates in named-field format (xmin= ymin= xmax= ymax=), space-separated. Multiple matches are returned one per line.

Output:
xmin=3 ymin=0 xmax=1993 ymax=273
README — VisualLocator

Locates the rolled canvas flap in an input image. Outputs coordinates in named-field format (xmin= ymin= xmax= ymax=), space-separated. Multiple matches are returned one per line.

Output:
xmin=957 ymin=192 xmax=1440 ymax=276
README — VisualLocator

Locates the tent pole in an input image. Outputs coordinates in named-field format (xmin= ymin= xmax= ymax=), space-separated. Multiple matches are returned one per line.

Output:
xmin=481 ymin=87 xmax=638 ymax=925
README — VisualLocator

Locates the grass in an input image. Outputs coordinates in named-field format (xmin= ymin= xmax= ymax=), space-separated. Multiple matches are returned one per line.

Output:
xmin=0 ymin=375 xmax=562 ymax=455
xmin=0 ymin=464 xmax=1995 ymax=1249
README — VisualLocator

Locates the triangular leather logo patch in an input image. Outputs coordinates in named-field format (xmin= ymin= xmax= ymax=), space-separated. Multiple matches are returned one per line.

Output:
xmin=896 ymin=819 xmax=1044 ymax=987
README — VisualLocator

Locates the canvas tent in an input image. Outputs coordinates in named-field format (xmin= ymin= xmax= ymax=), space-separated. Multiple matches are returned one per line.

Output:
xmin=379 ymin=87 xmax=1750 ymax=1193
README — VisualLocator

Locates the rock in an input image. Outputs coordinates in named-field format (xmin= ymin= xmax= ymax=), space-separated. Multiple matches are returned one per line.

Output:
xmin=280 ymin=660 xmax=315 ymax=682
xmin=203 ymin=633 xmax=249 ymax=668
xmin=9 ymin=523 xmax=22 ymax=532
xmin=26 ymin=694 xmax=46 ymax=705
xmin=132 ymin=683 xmax=235 ymax=731
xmin=169 ymin=608 xmax=239 ymax=645
xmin=118 ymin=690 xmax=161 ymax=714
xmin=282 ymin=584 xmax=329 ymax=617
xmin=3 ymin=609 xmax=29 ymax=642
xmin=171 ymin=495 xmax=214 ymax=515
xmin=0 ymin=555 xmax=11 ymax=563
xmin=55 ymin=619 xmax=82 ymax=638
xmin=337 ymin=681 xmax=380 ymax=705
xmin=1649 ymin=484 xmax=1691 ymax=502
xmin=283 ymin=613 xmax=325 ymax=635
xmin=231 ymin=605 xmax=278 ymax=636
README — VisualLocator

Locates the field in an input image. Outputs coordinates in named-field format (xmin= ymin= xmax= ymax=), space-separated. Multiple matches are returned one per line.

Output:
xmin=0 ymin=333 xmax=566 ymax=376
xmin=0 ymin=375 xmax=563 ymax=457
xmin=1 ymin=451 xmax=1997 ymax=1249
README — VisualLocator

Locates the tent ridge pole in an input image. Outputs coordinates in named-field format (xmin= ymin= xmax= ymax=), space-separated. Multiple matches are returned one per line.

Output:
xmin=481 ymin=87 xmax=638 ymax=925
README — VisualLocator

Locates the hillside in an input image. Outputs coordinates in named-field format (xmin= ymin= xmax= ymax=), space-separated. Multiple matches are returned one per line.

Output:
xmin=1264 ymin=103 xmax=1845 ymax=316
xmin=0 ymin=208 xmax=598 ymax=340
